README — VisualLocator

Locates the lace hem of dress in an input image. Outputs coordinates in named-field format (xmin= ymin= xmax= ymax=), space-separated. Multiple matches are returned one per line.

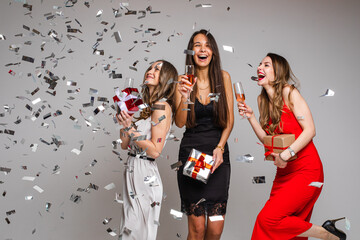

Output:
xmin=181 ymin=201 xmax=227 ymax=217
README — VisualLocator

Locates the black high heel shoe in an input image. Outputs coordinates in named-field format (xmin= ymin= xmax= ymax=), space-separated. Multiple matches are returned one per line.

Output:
xmin=322 ymin=217 xmax=347 ymax=240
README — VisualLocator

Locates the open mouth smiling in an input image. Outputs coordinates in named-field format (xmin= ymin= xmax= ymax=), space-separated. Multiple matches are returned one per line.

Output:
xmin=197 ymin=55 xmax=208 ymax=61
xmin=258 ymin=73 xmax=265 ymax=81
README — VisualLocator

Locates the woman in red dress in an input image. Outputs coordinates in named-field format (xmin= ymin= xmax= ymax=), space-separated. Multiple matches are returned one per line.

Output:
xmin=238 ymin=53 xmax=346 ymax=240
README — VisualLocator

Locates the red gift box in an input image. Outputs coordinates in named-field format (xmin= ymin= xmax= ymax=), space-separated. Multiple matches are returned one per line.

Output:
xmin=113 ymin=87 xmax=143 ymax=115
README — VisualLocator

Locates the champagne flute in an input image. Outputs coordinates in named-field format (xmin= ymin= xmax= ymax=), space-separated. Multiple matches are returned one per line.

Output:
xmin=185 ymin=65 xmax=195 ymax=104
xmin=234 ymin=82 xmax=247 ymax=119
xmin=124 ymin=77 xmax=134 ymax=89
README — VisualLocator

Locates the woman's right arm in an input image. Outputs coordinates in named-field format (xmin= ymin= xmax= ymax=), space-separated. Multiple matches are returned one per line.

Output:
xmin=174 ymin=75 xmax=194 ymax=128
xmin=238 ymin=95 xmax=267 ymax=143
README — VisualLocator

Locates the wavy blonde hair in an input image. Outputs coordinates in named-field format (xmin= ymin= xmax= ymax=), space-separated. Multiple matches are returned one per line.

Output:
xmin=137 ymin=60 xmax=178 ymax=121
xmin=259 ymin=53 xmax=299 ymax=135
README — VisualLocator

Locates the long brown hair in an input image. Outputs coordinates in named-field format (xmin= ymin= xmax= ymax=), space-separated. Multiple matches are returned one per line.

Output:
xmin=259 ymin=53 xmax=298 ymax=135
xmin=185 ymin=29 xmax=228 ymax=129
xmin=138 ymin=60 xmax=178 ymax=121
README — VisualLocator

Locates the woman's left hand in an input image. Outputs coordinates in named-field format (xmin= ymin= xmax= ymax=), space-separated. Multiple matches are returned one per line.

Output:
xmin=271 ymin=152 xmax=288 ymax=168
xmin=211 ymin=148 xmax=224 ymax=173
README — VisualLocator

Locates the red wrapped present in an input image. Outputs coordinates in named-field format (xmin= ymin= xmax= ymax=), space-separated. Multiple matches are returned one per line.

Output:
xmin=113 ymin=87 xmax=143 ymax=115
xmin=183 ymin=149 xmax=214 ymax=184
xmin=263 ymin=134 xmax=297 ymax=161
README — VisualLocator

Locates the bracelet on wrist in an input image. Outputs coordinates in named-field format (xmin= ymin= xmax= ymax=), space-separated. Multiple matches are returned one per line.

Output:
xmin=278 ymin=152 xmax=287 ymax=162
xmin=216 ymin=145 xmax=224 ymax=152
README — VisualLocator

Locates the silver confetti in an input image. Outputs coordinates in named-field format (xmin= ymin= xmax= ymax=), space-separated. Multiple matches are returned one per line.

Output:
xmin=308 ymin=182 xmax=323 ymax=188
xmin=104 ymin=183 xmax=116 ymax=190
xmin=196 ymin=4 xmax=212 ymax=8
xmin=134 ymin=135 xmax=147 ymax=141
xmin=170 ymin=161 xmax=183 ymax=170
xmin=252 ymin=176 xmax=265 ymax=184
xmin=195 ymin=198 xmax=206 ymax=205
xmin=103 ymin=217 xmax=112 ymax=225
xmin=184 ymin=49 xmax=195 ymax=55
xmin=45 ymin=202 xmax=52 ymax=211
xmin=170 ymin=209 xmax=183 ymax=220
xmin=33 ymin=185 xmax=44 ymax=193
xmin=6 ymin=210 xmax=16 ymax=216
xmin=96 ymin=9 xmax=103 ymax=17
xmin=114 ymin=31 xmax=122 ymax=43
xmin=0 ymin=167 xmax=12 ymax=174
xmin=236 ymin=154 xmax=254 ymax=163
xmin=209 ymin=215 xmax=224 ymax=221
xmin=345 ymin=218 xmax=351 ymax=230
xmin=152 ymin=104 xmax=166 ymax=110
xmin=320 ymin=89 xmax=335 ymax=97
xmin=223 ymin=45 xmax=234 ymax=53
xmin=25 ymin=196 xmax=33 ymax=200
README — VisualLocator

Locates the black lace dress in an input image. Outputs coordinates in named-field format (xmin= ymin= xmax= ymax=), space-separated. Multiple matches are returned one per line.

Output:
xmin=177 ymin=98 xmax=231 ymax=216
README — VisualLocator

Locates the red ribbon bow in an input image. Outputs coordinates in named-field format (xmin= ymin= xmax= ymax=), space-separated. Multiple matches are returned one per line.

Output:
xmin=188 ymin=153 xmax=212 ymax=179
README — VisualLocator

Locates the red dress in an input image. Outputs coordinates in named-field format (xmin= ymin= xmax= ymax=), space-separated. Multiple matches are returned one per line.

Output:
xmin=251 ymin=102 xmax=324 ymax=240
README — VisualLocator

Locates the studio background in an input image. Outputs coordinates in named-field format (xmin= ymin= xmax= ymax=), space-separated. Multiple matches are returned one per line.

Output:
xmin=0 ymin=0 xmax=359 ymax=239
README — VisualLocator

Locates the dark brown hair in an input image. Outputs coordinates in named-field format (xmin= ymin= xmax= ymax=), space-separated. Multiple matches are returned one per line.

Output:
xmin=185 ymin=29 xmax=228 ymax=129
xmin=138 ymin=60 xmax=178 ymax=121
xmin=259 ymin=53 xmax=298 ymax=135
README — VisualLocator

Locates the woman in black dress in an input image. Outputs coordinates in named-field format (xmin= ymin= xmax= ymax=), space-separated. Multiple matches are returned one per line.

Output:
xmin=175 ymin=29 xmax=234 ymax=240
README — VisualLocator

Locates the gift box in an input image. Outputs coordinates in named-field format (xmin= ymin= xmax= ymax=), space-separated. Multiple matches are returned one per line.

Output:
xmin=183 ymin=149 xmax=214 ymax=184
xmin=263 ymin=134 xmax=297 ymax=161
xmin=113 ymin=87 xmax=143 ymax=115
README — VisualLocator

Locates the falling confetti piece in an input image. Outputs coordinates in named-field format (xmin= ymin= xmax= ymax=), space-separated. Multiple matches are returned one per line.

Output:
xmin=252 ymin=176 xmax=265 ymax=184
xmin=104 ymin=183 xmax=116 ymax=190
xmin=22 ymin=176 xmax=35 ymax=181
xmin=103 ymin=218 xmax=112 ymax=225
xmin=345 ymin=218 xmax=351 ymax=230
xmin=96 ymin=9 xmax=103 ymax=17
xmin=209 ymin=215 xmax=224 ymax=221
xmin=196 ymin=4 xmax=212 ymax=8
xmin=114 ymin=31 xmax=122 ymax=43
xmin=170 ymin=209 xmax=183 ymax=220
xmin=308 ymin=182 xmax=323 ymax=188
xmin=33 ymin=185 xmax=44 ymax=193
xmin=170 ymin=161 xmax=183 ymax=170
xmin=320 ymin=89 xmax=335 ymax=97
xmin=223 ymin=45 xmax=234 ymax=53
xmin=236 ymin=154 xmax=254 ymax=163
xmin=107 ymin=228 xmax=117 ymax=236
xmin=184 ymin=49 xmax=195 ymax=55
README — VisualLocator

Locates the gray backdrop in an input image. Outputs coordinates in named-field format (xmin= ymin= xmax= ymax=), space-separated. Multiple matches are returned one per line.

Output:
xmin=0 ymin=0 xmax=359 ymax=239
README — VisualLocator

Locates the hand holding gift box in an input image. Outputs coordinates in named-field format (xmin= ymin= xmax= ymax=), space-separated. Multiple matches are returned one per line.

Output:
xmin=183 ymin=149 xmax=214 ymax=184
xmin=113 ymin=87 xmax=143 ymax=115
xmin=263 ymin=134 xmax=297 ymax=161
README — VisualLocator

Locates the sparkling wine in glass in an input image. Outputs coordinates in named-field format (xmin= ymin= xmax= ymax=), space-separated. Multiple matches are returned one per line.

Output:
xmin=234 ymin=82 xmax=247 ymax=119
xmin=185 ymin=65 xmax=195 ymax=104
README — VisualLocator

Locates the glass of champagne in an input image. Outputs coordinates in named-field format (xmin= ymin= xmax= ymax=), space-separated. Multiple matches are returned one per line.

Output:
xmin=234 ymin=82 xmax=247 ymax=119
xmin=124 ymin=77 xmax=134 ymax=89
xmin=185 ymin=65 xmax=195 ymax=104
